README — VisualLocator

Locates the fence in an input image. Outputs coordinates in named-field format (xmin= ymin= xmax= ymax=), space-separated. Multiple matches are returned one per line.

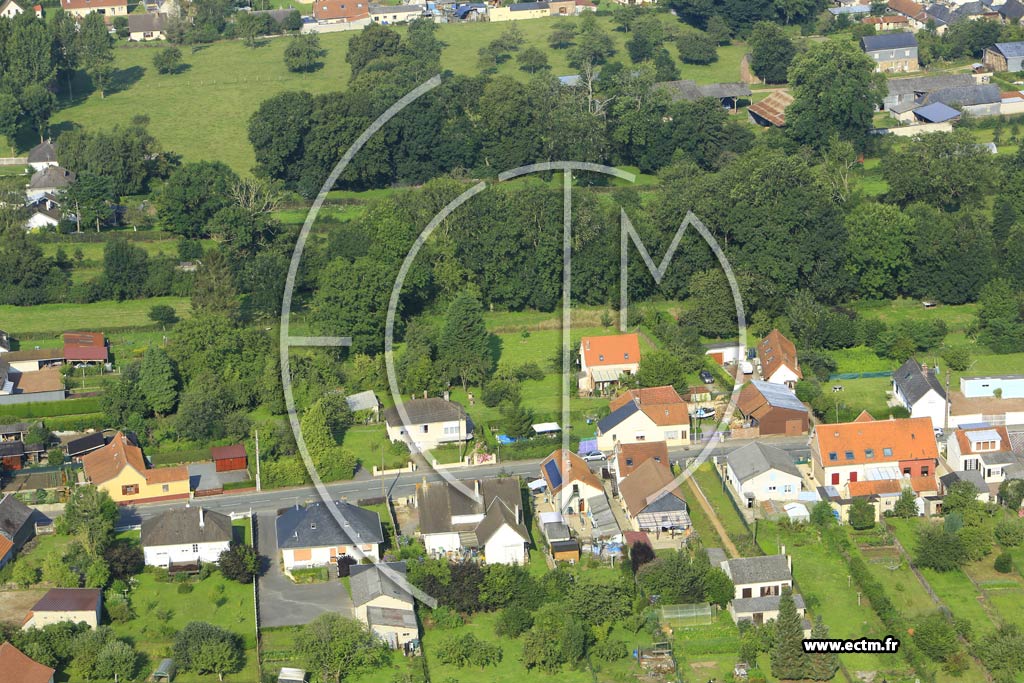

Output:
xmin=0 ymin=157 xmax=27 ymax=166
xmin=827 ymin=371 xmax=893 ymax=381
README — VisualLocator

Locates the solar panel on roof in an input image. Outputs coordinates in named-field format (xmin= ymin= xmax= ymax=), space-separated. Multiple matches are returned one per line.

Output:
xmin=544 ymin=459 xmax=563 ymax=490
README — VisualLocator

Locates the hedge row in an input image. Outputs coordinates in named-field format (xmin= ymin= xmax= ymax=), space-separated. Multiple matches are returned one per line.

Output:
xmin=0 ymin=396 xmax=102 ymax=419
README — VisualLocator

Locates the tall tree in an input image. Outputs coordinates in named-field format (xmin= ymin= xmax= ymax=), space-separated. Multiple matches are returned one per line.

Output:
xmin=346 ymin=23 xmax=401 ymax=78
xmin=977 ymin=278 xmax=1024 ymax=353
xmin=56 ymin=485 xmax=118 ymax=558
xmin=298 ymin=613 xmax=390 ymax=683
xmin=0 ymin=93 xmax=20 ymax=154
xmin=844 ymin=202 xmax=912 ymax=299
xmin=438 ymin=292 xmax=493 ymax=392
xmin=284 ymin=33 xmax=324 ymax=73
xmin=191 ymin=249 xmax=240 ymax=322
xmin=786 ymin=40 xmax=886 ymax=150
xmin=770 ymin=587 xmax=807 ymax=680
xmin=158 ymin=161 xmax=239 ymax=237
xmin=102 ymin=238 xmax=148 ymax=300
xmin=748 ymin=21 xmax=795 ymax=84
xmin=19 ymin=84 xmax=55 ymax=143
xmin=806 ymin=616 xmax=839 ymax=680
xmin=5 ymin=13 xmax=56 ymax=95
xmin=138 ymin=346 xmax=178 ymax=416
xmin=65 ymin=172 xmax=114 ymax=233
xmin=78 ymin=13 xmax=114 ymax=97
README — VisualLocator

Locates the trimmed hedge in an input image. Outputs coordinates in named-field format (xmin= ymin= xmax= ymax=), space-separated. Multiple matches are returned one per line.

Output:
xmin=0 ymin=397 xmax=102 ymax=419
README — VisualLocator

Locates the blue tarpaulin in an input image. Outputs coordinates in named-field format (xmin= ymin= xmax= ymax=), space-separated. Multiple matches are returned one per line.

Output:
xmin=497 ymin=434 xmax=516 ymax=445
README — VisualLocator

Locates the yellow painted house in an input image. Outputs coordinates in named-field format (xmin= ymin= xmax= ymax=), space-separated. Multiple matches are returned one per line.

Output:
xmin=81 ymin=432 xmax=190 ymax=505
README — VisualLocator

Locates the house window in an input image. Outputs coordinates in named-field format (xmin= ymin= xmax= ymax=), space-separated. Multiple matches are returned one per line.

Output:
xmin=624 ymin=353 xmax=630 ymax=360
xmin=903 ymin=467 xmax=911 ymax=476
xmin=921 ymin=465 xmax=929 ymax=477
xmin=768 ymin=485 xmax=777 ymax=492
xmin=844 ymin=451 xmax=854 ymax=460
xmin=192 ymin=544 xmax=199 ymax=553
xmin=443 ymin=425 xmax=460 ymax=435
xmin=664 ymin=431 xmax=679 ymax=440
xmin=783 ymin=484 xmax=794 ymax=493
xmin=828 ymin=452 xmax=838 ymax=462
xmin=625 ymin=458 xmax=633 ymax=467
xmin=421 ymin=425 xmax=429 ymax=433
xmin=162 ymin=484 xmax=169 ymax=493
xmin=121 ymin=484 xmax=139 ymax=496
xmin=883 ymin=448 xmax=893 ymax=457
xmin=865 ymin=449 xmax=874 ymax=459
xmin=635 ymin=432 xmax=646 ymax=441
xmin=965 ymin=459 xmax=979 ymax=471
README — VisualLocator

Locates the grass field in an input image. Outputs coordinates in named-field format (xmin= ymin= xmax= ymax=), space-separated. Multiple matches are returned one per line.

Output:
xmin=0 ymin=296 xmax=190 ymax=335
xmin=48 ymin=16 xmax=747 ymax=174
xmin=691 ymin=462 xmax=753 ymax=546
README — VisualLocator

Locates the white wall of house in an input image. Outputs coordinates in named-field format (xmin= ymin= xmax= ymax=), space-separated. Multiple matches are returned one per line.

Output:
xmin=893 ymin=384 xmax=947 ymax=429
xmin=422 ymin=531 xmax=461 ymax=556
xmin=555 ymin=480 xmax=605 ymax=514
xmin=386 ymin=419 xmax=470 ymax=450
xmin=730 ymin=467 xmax=802 ymax=502
xmin=765 ymin=365 xmax=800 ymax=387
xmin=23 ymin=608 xmax=100 ymax=630
xmin=282 ymin=543 xmax=380 ymax=570
xmin=730 ymin=601 xmax=805 ymax=624
xmin=354 ymin=594 xmax=412 ymax=624
xmin=483 ymin=524 xmax=528 ymax=565
xmin=0 ymin=1 xmax=23 ymax=18
xmin=143 ymin=540 xmax=229 ymax=568
xmin=733 ymin=578 xmax=793 ymax=600
xmin=25 ymin=212 xmax=59 ymax=231
xmin=596 ymin=410 xmax=688 ymax=451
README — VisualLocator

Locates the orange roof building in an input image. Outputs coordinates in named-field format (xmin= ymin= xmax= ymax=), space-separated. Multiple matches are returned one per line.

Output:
xmin=812 ymin=417 xmax=938 ymax=489
xmin=617 ymin=458 xmax=689 ymax=532
xmin=540 ymin=450 xmax=605 ymax=515
xmin=597 ymin=385 xmax=690 ymax=451
xmin=82 ymin=432 xmax=189 ymax=505
xmin=757 ymin=329 xmax=802 ymax=387
xmin=60 ymin=0 xmax=127 ymax=17
xmin=578 ymin=333 xmax=641 ymax=394
xmin=63 ymin=331 xmax=108 ymax=363
xmin=0 ymin=642 xmax=53 ymax=683
xmin=312 ymin=0 xmax=368 ymax=22
xmin=614 ymin=441 xmax=669 ymax=483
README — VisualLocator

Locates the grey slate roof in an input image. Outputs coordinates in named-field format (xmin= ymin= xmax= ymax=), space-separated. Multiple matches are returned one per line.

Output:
xmin=251 ymin=7 xmax=295 ymax=21
xmin=127 ymin=12 xmax=167 ymax=32
xmin=345 ymin=390 xmax=379 ymax=413
xmin=0 ymin=494 xmax=33 ymax=542
xmin=28 ymin=166 xmax=75 ymax=190
xmin=367 ymin=605 xmax=417 ymax=629
xmin=893 ymin=358 xmax=946 ymax=405
xmin=27 ymin=141 xmax=57 ymax=164
xmin=923 ymin=84 xmax=1001 ymax=107
xmin=1001 ymin=0 xmax=1024 ymax=20
xmin=597 ymin=400 xmax=639 ymax=433
xmin=66 ymin=432 xmax=107 ymax=457
xmin=141 ymin=507 xmax=233 ymax=548
xmin=861 ymin=32 xmax=918 ymax=51
xmin=542 ymin=521 xmax=571 ymax=541
xmin=383 ymin=398 xmax=466 ymax=427
xmin=706 ymin=547 xmax=728 ymax=568
xmin=657 ymin=79 xmax=751 ymax=102
xmin=732 ymin=593 xmax=805 ymax=615
xmin=722 ymin=554 xmax=792 ymax=585
xmin=276 ymin=501 xmax=384 ymax=549
xmin=0 ymin=441 xmax=25 ymax=458
xmin=940 ymin=470 xmax=987 ymax=494
xmin=978 ymin=450 xmax=1020 ymax=466
xmin=886 ymin=73 xmax=976 ymax=96
xmin=993 ymin=41 xmax=1024 ymax=58
xmin=0 ymin=422 xmax=30 ymax=436
xmin=350 ymin=561 xmax=412 ymax=607
xmin=726 ymin=442 xmax=801 ymax=484
xmin=749 ymin=380 xmax=807 ymax=412
xmin=416 ymin=478 xmax=527 ymax=545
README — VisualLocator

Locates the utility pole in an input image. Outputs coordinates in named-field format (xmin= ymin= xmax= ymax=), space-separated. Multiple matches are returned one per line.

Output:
xmin=944 ymin=371 xmax=950 ymax=436
xmin=254 ymin=429 xmax=261 ymax=493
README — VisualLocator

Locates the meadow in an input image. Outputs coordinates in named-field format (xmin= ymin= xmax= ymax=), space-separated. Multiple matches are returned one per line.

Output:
xmin=0 ymin=297 xmax=190 ymax=335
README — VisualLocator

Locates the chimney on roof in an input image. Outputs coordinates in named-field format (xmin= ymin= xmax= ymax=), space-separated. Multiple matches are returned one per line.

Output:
xmin=585 ymin=340 xmax=590 ymax=351
xmin=199 ymin=507 xmax=204 ymax=529
xmin=443 ymin=390 xmax=450 ymax=402
xmin=921 ymin=363 xmax=928 ymax=373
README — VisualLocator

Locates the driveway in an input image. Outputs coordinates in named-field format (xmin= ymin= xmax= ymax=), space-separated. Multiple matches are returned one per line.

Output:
xmin=255 ymin=512 xmax=353 ymax=628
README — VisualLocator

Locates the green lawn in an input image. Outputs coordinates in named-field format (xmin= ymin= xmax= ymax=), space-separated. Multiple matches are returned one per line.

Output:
xmin=0 ymin=297 xmax=190 ymax=335
xmin=691 ymin=462 xmax=753 ymax=547
xmin=850 ymin=299 xmax=979 ymax=333
xmin=48 ymin=16 xmax=748 ymax=174
xmin=112 ymin=571 xmax=258 ymax=683
xmin=817 ymin=376 xmax=893 ymax=421
xmin=341 ymin=424 xmax=409 ymax=471
xmin=830 ymin=345 xmax=895 ymax=374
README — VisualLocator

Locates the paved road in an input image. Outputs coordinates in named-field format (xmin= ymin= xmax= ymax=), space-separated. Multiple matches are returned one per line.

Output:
xmin=254 ymin=512 xmax=353 ymax=628
xmin=117 ymin=434 xmax=811 ymax=526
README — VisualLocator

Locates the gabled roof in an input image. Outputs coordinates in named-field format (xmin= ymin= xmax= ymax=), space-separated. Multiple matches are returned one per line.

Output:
xmin=956 ymin=425 xmax=1012 ymax=455
xmin=81 ymin=431 xmax=146 ymax=485
xmin=580 ymin=333 xmax=640 ymax=368
xmin=814 ymin=417 xmax=938 ymax=467
xmin=618 ymin=458 xmax=685 ymax=517
xmin=609 ymin=386 xmax=684 ymax=412
xmin=722 ymin=554 xmax=791 ymax=585
xmin=28 ymin=166 xmax=75 ymax=190
xmin=992 ymin=41 xmax=1024 ymax=59
xmin=747 ymin=90 xmax=794 ymax=126
xmin=27 ymin=141 xmax=57 ymax=164
xmin=475 ymin=497 xmax=529 ymax=545
xmin=417 ymin=477 xmax=515 ymax=529
xmin=861 ymin=32 xmax=918 ymax=51
xmin=210 ymin=444 xmax=246 ymax=462
xmin=940 ymin=469 xmax=987 ymax=494
xmin=597 ymin=399 xmax=640 ymax=433
xmin=893 ymin=358 xmax=946 ymax=405
xmin=1000 ymin=0 xmax=1024 ymax=20
xmin=922 ymin=84 xmax=1001 ymax=107
xmin=345 ymin=390 xmax=379 ymax=413
xmin=141 ymin=507 xmax=233 ymax=548
xmin=65 ymin=432 xmax=106 ymax=457
xmin=887 ymin=0 xmax=926 ymax=20
xmin=740 ymin=381 xmax=807 ymax=413
xmin=383 ymin=398 xmax=466 ymax=427
xmin=31 ymin=587 xmax=101 ymax=612
xmin=128 ymin=12 xmax=167 ymax=32
xmin=758 ymin=329 xmax=801 ymax=381
xmin=349 ymin=561 xmax=412 ymax=607
xmin=540 ymin=450 xmax=603 ymax=495
xmin=276 ymin=501 xmax=384 ymax=549
xmin=0 ymin=493 xmax=33 ymax=542
xmin=726 ymin=442 xmax=801 ymax=483
xmin=0 ymin=642 xmax=54 ymax=683
xmin=616 ymin=441 xmax=669 ymax=479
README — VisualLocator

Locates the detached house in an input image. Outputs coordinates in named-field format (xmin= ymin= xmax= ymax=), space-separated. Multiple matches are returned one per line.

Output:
xmin=578 ymin=333 xmax=641 ymax=394
xmin=275 ymin=501 xmax=384 ymax=570
xmin=811 ymin=416 xmax=938 ymax=489
xmin=892 ymin=358 xmax=947 ymax=430
xmin=736 ymin=381 xmax=809 ymax=437
xmin=23 ymin=588 xmax=102 ymax=630
xmin=0 ymin=494 xmax=35 ymax=570
xmin=540 ymin=450 xmax=605 ymax=515
xmin=757 ymin=330 xmax=802 ymax=388
xmin=81 ymin=431 xmax=189 ymax=505
xmin=985 ymin=41 xmax=1024 ymax=72
xmin=718 ymin=554 xmax=808 ymax=631
xmin=383 ymin=398 xmax=473 ymax=451
xmin=27 ymin=141 xmax=58 ymax=171
xmin=596 ymin=385 xmax=689 ymax=451
xmin=141 ymin=506 xmax=233 ymax=570
xmin=617 ymin=458 xmax=690 ymax=533
xmin=415 ymin=477 xmax=529 ymax=565
xmin=946 ymin=425 xmax=1022 ymax=491
xmin=725 ymin=442 xmax=803 ymax=506
xmin=611 ymin=441 xmax=669 ymax=485
xmin=861 ymin=32 xmax=919 ymax=72
xmin=312 ymin=0 xmax=369 ymax=24
xmin=60 ymin=0 xmax=128 ymax=18
xmin=350 ymin=562 xmax=418 ymax=649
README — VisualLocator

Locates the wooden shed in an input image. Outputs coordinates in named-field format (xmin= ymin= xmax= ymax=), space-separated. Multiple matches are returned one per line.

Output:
xmin=210 ymin=444 xmax=247 ymax=472
xmin=550 ymin=539 xmax=580 ymax=563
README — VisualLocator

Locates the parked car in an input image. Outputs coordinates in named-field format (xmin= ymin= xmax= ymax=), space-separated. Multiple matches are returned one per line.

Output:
xmin=933 ymin=427 xmax=944 ymax=440
xmin=692 ymin=407 xmax=716 ymax=420
xmin=700 ymin=370 xmax=714 ymax=384
xmin=581 ymin=451 xmax=607 ymax=462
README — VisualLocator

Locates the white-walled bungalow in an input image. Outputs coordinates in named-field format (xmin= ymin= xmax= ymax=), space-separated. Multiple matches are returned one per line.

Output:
xmin=383 ymin=398 xmax=473 ymax=451
xmin=725 ymin=442 xmax=803 ymax=506
xmin=141 ymin=506 xmax=233 ymax=569
xmin=275 ymin=501 xmax=384 ymax=570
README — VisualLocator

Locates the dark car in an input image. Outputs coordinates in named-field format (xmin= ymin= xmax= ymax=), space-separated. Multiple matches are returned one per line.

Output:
xmin=700 ymin=370 xmax=714 ymax=384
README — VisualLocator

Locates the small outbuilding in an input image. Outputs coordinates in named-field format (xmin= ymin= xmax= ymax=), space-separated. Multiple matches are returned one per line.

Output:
xmin=278 ymin=667 xmax=307 ymax=683
xmin=210 ymin=443 xmax=247 ymax=472
xmin=152 ymin=658 xmax=176 ymax=681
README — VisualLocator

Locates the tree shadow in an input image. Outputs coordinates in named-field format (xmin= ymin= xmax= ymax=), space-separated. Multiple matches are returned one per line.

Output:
xmin=488 ymin=333 xmax=503 ymax=368
xmin=108 ymin=65 xmax=146 ymax=95
xmin=171 ymin=63 xmax=192 ymax=76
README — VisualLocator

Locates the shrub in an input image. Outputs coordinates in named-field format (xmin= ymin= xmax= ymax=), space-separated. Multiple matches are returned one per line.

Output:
xmin=995 ymin=519 xmax=1024 ymax=547
xmin=177 ymin=581 xmax=194 ymax=594
xmin=995 ymin=552 xmax=1014 ymax=574
xmin=591 ymin=637 xmax=627 ymax=662
xmin=495 ymin=606 xmax=533 ymax=638
xmin=429 ymin=606 xmax=464 ymax=630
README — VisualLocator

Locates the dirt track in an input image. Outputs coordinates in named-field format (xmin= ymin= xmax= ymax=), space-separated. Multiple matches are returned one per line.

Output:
xmin=0 ymin=588 xmax=47 ymax=625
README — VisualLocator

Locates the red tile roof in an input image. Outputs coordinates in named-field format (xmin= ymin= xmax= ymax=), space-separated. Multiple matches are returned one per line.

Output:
xmin=580 ymin=333 xmax=641 ymax=368
xmin=619 ymin=458 xmax=684 ymax=517
xmin=62 ymin=332 xmax=107 ymax=362
xmin=854 ymin=410 xmax=876 ymax=423
xmin=609 ymin=386 xmax=684 ymax=412
xmin=757 ymin=329 xmax=802 ymax=381
xmin=887 ymin=0 xmax=926 ymax=19
xmin=0 ymin=642 xmax=54 ymax=683
xmin=955 ymin=425 xmax=1011 ymax=455
xmin=848 ymin=479 xmax=902 ymax=497
xmin=616 ymin=442 xmax=669 ymax=478
xmin=814 ymin=417 xmax=938 ymax=468
xmin=81 ymin=431 xmax=145 ymax=485
xmin=144 ymin=465 xmax=189 ymax=485
xmin=312 ymin=0 xmax=368 ymax=21
xmin=211 ymin=443 xmax=247 ymax=461
xmin=541 ymin=449 xmax=603 ymax=494
xmin=31 ymin=587 xmax=101 ymax=612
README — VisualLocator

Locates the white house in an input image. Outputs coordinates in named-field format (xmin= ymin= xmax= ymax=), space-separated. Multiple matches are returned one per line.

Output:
xmin=717 ymin=553 xmax=809 ymax=631
xmin=945 ymin=425 xmax=1022 ymax=488
xmin=578 ymin=333 xmax=641 ymax=394
xmin=0 ymin=0 xmax=27 ymax=19
xmin=24 ymin=194 xmax=61 ymax=231
xmin=415 ymin=477 xmax=529 ymax=565
xmin=140 ymin=506 xmax=233 ymax=569
xmin=596 ymin=386 xmax=690 ymax=451
xmin=383 ymin=398 xmax=473 ymax=451
xmin=350 ymin=562 xmax=418 ymax=649
xmin=757 ymin=330 xmax=802 ymax=388
xmin=26 ymin=141 xmax=58 ymax=172
xmin=724 ymin=442 xmax=803 ymax=506
xmin=275 ymin=501 xmax=384 ymax=571
xmin=540 ymin=449 xmax=606 ymax=515
xmin=892 ymin=358 xmax=947 ymax=429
